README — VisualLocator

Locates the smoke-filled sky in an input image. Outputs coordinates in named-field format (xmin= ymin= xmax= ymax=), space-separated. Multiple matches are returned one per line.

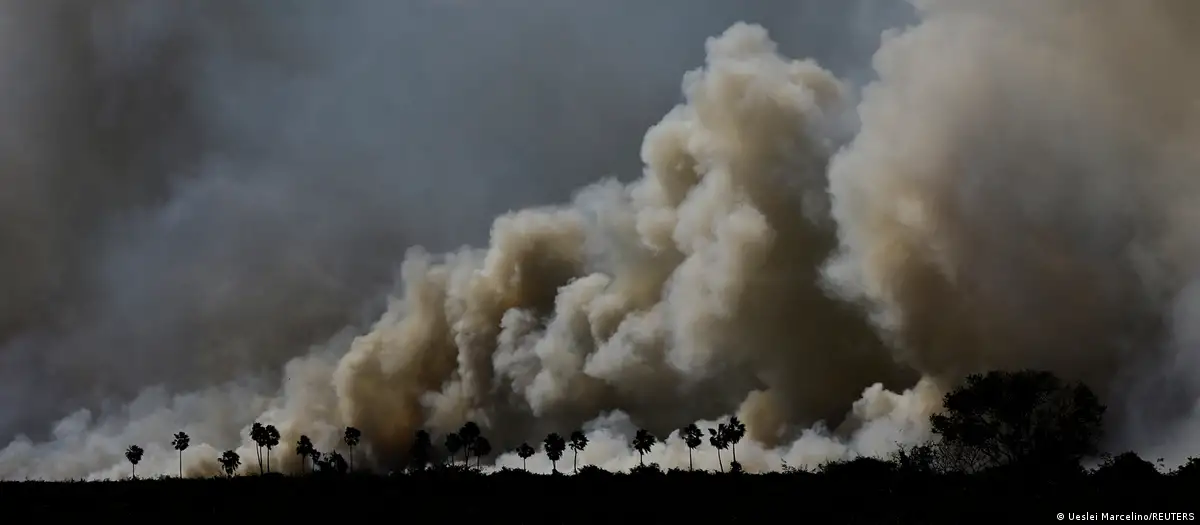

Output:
xmin=3 ymin=0 xmax=1200 ymax=480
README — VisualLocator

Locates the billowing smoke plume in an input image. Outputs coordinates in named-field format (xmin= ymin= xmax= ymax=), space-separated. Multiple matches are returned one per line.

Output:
xmin=3 ymin=0 xmax=1199 ymax=479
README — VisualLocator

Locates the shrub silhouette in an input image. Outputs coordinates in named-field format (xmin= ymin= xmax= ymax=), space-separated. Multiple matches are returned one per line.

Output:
xmin=930 ymin=369 xmax=1104 ymax=472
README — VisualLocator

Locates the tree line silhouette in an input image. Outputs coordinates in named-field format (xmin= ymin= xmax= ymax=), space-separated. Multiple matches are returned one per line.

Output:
xmin=115 ymin=369 xmax=1192 ymax=482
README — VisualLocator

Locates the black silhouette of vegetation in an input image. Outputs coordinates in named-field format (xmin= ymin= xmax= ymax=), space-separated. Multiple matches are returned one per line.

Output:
xmin=343 ymin=427 xmax=361 ymax=472
xmin=408 ymin=430 xmax=431 ymax=471
xmin=543 ymin=432 xmax=566 ymax=473
xmin=568 ymin=430 xmax=588 ymax=473
xmin=631 ymin=429 xmax=657 ymax=466
xmin=124 ymin=445 xmax=143 ymax=479
xmin=8 ymin=370 xmax=1200 ymax=523
xmin=444 ymin=433 xmax=463 ymax=466
xmin=295 ymin=435 xmax=315 ymax=474
xmin=171 ymin=432 xmax=189 ymax=478
xmin=515 ymin=442 xmax=534 ymax=472
xmin=217 ymin=450 xmax=239 ymax=478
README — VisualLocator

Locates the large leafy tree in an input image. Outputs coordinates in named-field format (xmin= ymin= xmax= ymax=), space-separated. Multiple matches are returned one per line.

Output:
xmin=930 ymin=369 xmax=1105 ymax=472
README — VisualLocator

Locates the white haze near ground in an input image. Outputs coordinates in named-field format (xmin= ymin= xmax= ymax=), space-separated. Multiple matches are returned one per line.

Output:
xmin=4 ymin=0 xmax=1200 ymax=479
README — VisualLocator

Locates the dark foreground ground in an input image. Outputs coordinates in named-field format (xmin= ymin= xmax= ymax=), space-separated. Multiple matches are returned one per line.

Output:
xmin=3 ymin=464 xmax=1198 ymax=523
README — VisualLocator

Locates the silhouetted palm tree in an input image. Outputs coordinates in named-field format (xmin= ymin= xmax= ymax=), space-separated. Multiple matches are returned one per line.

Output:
xmin=569 ymin=430 xmax=589 ymax=473
xmin=308 ymin=449 xmax=321 ymax=472
xmin=458 ymin=422 xmax=480 ymax=466
xmin=218 ymin=450 xmax=240 ymax=478
xmin=709 ymin=426 xmax=729 ymax=473
xmin=632 ymin=429 xmax=657 ymax=466
xmin=445 ymin=433 xmax=463 ymax=466
xmin=125 ymin=445 xmax=144 ymax=479
xmin=472 ymin=436 xmax=492 ymax=469
xmin=250 ymin=422 xmax=268 ymax=475
xmin=544 ymin=433 xmax=566 ymax=473
xmin=723 ymin=416 xmax=746 ymax=464
xmin=264 ymin=425 xmax=280 ymax=473
xmin=681 ymin=424 xmax=703 ymax=471
xmin=409 ymin=430 xmax=431 ymax=471
xmin=171 ymin=431 xmax=190 ymax=478
xmin=516 ymin=442 xmax=535 ymax=472
xmin=296 ymin=435 xmax=315 ymax=474
xmin=343 ymin=426 xmax=361 ymax=472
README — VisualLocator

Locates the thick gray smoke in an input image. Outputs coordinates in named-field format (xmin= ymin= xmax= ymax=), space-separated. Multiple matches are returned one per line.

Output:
xmin=0 ymin=0 xmax=912 ymax=479
xmin=5 ymin=0 xmax=1198 ymax=480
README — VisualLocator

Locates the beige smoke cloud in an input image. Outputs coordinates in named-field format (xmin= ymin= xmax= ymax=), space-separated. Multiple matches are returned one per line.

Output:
xmin=7 ymin=0 xmax=1200 ymax=479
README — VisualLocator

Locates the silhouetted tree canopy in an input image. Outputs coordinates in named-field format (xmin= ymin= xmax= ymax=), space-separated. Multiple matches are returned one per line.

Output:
xmin=681 ymin=423 xmax=703 ymax=471
xmin=472 ymin=437 xmax=492 ymax=468
xmin=171 ymin=431 xmax=190 ymax=478
xmin=931 ymin=369 xmax=1105 ymax=472
xmin=632 ymin=429 xmax=657 ymax=466
xmin=516 ymin=442 xmax=535 ymax=472
xmin=569 ymin=430 xmax=588 ymax=473
xmin=544 ymin=433 xmax=566 ymax=473
xmin=344 ymin=427 xmax=361 ymax=472
xmin=296 ymin=435 xmax=315 ymax=474
xmin=458 ymin=422 xmax=481 ymax=466
xmin=250 ymin=422 xmax=268 ymax=475
xmin=708 ymin=425 xmax=729 ymax=473
xmin=218 ymin=450 xmax=240 ymax=478
xmin=264 ymin=425 xmax=281 ymax=474
xmin=124 ymin=445 xmax=144 ymax=479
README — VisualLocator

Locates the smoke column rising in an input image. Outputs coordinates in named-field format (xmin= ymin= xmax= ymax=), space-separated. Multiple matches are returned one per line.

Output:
xmin=5 ymin=0 xmax=1200 ymax=479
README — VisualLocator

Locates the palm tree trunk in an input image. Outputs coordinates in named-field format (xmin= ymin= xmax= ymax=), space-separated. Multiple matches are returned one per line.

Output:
xmin=266 ymin=448 xmax=271 ymax=473
xmin=256 ymin=446 xmax=264 ymax=475
xmin=522 ymin=458 xmax=527 ymax=472
xmin=639 ymin=451 xmax=643 ymax=466
xmin=731 ymin=443 xmax=737 ymax=464
xmin=717 ymin=449 xmax=723 ymax=473
xmin=688 ymin=448 xmax=693 ymax=471
xmin=573 ymin=450 xmax=578 ymax=473
xmin=179 ymin=450 xmax=183 ymax=478
xmin=349 ymin=446 xmax=354 ymax=473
